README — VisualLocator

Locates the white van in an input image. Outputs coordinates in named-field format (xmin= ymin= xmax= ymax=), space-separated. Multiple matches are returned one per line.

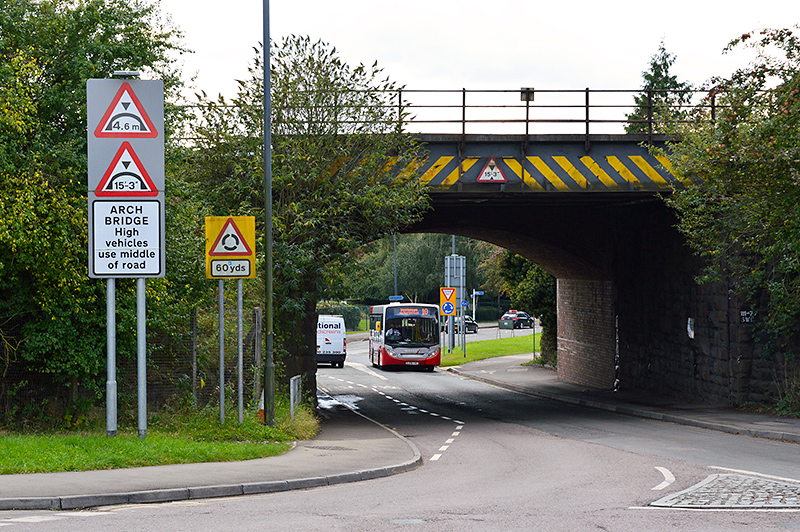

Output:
xmin=316 ymin=315 xmax=347 ymax=367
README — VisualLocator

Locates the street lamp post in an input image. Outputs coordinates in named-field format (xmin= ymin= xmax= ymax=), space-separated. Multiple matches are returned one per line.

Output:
xmin=262 ymin=0 xmax=275 ymax=426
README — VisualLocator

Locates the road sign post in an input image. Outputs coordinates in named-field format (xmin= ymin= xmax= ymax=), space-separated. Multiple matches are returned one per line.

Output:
xmin=205 ymin=216 xmax=256 ymax=424
xmin=472 ymin=290 xmax=484 ymax=320
xmin=88 ymin=76 xmax=164 ymax=439
xmin=445 ymin=254 xmax=465 ymax=351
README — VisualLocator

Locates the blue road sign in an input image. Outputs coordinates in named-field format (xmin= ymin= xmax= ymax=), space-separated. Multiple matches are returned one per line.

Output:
xmin=442 ymin=302 xmax=455 ymax=314
xmin=461 ymin=300 xmax=468 ymax=307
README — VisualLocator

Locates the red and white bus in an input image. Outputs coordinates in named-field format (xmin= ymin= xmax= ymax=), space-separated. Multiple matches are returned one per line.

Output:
xmin=369 ymin=303 xmax=441 ymax=371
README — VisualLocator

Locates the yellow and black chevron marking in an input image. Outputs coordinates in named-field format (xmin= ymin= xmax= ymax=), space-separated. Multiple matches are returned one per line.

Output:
xmin=413 ymin=153 xmax=679 ymax=191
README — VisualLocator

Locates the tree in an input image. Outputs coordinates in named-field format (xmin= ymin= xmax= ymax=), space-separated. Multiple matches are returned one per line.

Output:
xmin=190 ymin=36 xmax=429 ymax=395
xmin=497 ymin=252 xmax=557 ymax=365
xmin=626 ymin=40 xmax=694 ymax=135
xmin=0 ymin=0 xmax=188 ymax=418
xmin=659 ymin=27 xmax=800 ymax=407
xmin=342 ymin=234 xmax=493 ymax=305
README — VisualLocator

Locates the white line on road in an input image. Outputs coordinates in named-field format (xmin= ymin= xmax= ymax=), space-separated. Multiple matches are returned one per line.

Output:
xmin=709 ymin=466 xmax=800 ymax=484
xmin=652 ymin=466 xmax=675 ymax=490
xmin=347 ymin=361 xmax=389 ymax=381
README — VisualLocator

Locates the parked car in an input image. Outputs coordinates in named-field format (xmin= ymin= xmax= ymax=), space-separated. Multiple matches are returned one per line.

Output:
xmin=499 ymin=310 xmax=534 ymax=329
xmin=441 ymin=315 xmax=479 ymax=334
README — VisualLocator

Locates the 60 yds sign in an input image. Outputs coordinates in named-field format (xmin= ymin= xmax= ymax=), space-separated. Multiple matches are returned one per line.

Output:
xmin=211 ymin=259 xmax=251 ymax=277
xmin=204 ymin=216 xmax=256 ymax=279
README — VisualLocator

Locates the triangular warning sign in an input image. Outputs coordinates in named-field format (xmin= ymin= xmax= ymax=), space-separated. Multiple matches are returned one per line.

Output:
xmin=209 ymin=218 xmax=253 ymax=256
xmin=94 ymin=82 xmax=157 ymax=138
xmin=441 ymin=288 xmax=455 ymax=301
xmin=476 ymin=156 xmax=507 ymax=183
xmin=95 ymin=142 xmax=158 ymax=197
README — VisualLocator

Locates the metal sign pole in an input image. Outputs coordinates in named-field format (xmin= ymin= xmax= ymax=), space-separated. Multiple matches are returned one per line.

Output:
xmin=137 ymin=278 xmax=147 ymax=439
xmin=237 ymin=278 xmax=244 ymax=424
xmin=106 ymin=278 xmax=117 ymax=437
xmin=219 ymin=279 xmax=225 ymax=424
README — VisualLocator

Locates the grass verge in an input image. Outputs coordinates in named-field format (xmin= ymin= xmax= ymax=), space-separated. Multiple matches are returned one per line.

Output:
xmin=0 ymin=400 xmax=318 ymax=475
xmin=440 ymin=332 xmax=541 ymax=366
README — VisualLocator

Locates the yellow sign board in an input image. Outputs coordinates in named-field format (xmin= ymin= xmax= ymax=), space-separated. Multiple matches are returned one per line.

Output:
xmin=439 ymin=287 xmax=456 ymax=316
xmin=205 ymin=216 xmax=256 ymax=279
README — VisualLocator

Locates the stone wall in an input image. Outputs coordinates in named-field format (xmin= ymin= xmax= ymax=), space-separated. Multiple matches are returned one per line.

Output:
xmin=556 ymin=279 xmax=616 ymax=389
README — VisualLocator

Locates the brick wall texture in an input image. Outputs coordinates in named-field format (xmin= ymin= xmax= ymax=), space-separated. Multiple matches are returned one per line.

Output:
xmin=554 ymin=201 xmax=778 ymax=406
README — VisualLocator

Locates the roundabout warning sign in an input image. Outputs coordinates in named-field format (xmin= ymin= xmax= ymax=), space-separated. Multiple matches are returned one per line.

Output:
xmin=205 ymin=216 xmax=256 ymax=279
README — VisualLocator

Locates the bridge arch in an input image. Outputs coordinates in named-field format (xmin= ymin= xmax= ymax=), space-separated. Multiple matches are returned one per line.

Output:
xmin=400 ymin=132 xmax=754 ymax=404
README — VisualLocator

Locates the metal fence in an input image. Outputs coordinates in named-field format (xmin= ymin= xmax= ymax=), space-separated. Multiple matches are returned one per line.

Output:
xmin=179 ymin=87 xmax=718 ymax=142
xmin=1 ymin=306 xmax=264 ymax=428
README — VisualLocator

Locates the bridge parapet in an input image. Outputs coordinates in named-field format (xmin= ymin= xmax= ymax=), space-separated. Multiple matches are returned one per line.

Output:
xmin=414 ymin=133 xmax=679 ymax=192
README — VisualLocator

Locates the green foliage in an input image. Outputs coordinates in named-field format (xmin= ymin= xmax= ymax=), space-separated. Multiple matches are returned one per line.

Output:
xmin=315 ymin=302 xmax=366 ymax=331
xmin=626 ymin=40 xmax=694 ymax=134
xmin=188 ymin=36 xmax=430 ymax=390
xmin=343 ymin=234 xmax=494 ymax=305
xmin=497 ymin=251 xmax=557 ymax=364
xmin=441 ymin=333 xmax=541 ymax=367
xmin=660 ymin=27 xmax=800 ymax=405
xmin=0 ymin=399 xmax=318 ymax=473
xmin=0 ymin=0 xmax=193 ymax=420
xmin=0 ymin=0 xmax=185 ymax=188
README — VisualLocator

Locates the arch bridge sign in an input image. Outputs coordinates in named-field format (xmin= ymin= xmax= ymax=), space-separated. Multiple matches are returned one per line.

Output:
xmin=87 ymin=79 xmax=165 ymax=278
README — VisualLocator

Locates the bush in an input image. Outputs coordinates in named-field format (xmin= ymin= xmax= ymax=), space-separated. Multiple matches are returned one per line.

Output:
xmin=316 ymin=303 xmax=367 ymax=331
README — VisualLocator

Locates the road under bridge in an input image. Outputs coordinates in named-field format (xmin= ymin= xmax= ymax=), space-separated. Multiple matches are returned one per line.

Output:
xmin=405 ymin=131 xmax=759 ymax=406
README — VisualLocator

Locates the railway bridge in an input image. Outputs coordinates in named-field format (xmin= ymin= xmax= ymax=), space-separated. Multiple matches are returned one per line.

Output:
xmin=397 ymin=89 xmax=759 ymax=405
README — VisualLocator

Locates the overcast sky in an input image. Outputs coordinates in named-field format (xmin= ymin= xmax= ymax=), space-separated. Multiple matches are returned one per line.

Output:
xmin=157 ymin=0 xmax=797 ymax=103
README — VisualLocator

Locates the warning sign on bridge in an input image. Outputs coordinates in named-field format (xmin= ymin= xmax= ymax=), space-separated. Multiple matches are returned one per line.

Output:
xmin=94 ymin=82 xmax=157 ymax=138
xmin=95 ymin=142 xmax=157 ymax=196
xmin=476 ymin=156 xmax=507 ymax=183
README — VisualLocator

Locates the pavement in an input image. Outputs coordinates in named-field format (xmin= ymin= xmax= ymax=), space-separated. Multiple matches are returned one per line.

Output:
xmin=4 ymin=353 xmax=800 ymax=511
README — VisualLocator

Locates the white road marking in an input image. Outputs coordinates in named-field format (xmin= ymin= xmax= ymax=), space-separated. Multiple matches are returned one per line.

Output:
xmin=348 ymin=361 xmax=389 ymax=381
xmin=709 ymin=466 xmax=800 ymax=484
xmin=439 ymin=445 xmax=449 ymax=451
xmin=430 ymin=454 xmax=442 ymax=461
xmin=630 ymin=506 xmax=800 ymax=512
xmin=652 ymin=466 xmax=676 ymax=490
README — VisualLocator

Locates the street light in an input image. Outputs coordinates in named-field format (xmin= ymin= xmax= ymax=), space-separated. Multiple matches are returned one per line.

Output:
xmin=262 ymin=0 xmax=275 ymax=426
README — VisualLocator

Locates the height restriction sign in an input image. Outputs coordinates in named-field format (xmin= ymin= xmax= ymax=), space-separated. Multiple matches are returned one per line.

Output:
xmin=87 ymin=78 xmax=165 ymax=278
xmin=205 ymin=216 xmax=256 ymax=279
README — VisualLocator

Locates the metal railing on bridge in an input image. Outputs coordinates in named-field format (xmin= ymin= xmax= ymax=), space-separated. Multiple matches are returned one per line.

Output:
xmin=180 ymin=88 xmax=721 ymax=142
xmin=396 ymin=88 xmax=710 ymax=138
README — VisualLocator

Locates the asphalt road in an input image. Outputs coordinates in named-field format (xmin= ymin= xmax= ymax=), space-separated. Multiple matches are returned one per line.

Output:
xmin=3 ymin=338 xmax=800 ymax=531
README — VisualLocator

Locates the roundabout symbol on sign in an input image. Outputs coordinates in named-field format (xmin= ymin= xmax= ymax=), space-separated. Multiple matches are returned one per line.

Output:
xmin=442 ymin=302 xmax=455 ymax=314
xmin=221 ymin=233 xmax=240 ymax=251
